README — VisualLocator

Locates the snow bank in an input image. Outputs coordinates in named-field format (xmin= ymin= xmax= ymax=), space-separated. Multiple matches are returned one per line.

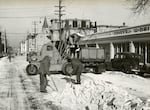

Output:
xmin=43 ymin=78 xmax=144 ymax=110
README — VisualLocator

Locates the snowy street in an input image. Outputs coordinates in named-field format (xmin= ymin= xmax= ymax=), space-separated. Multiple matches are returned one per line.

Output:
xmin=0 ymin=56 xmax=150 ymax=110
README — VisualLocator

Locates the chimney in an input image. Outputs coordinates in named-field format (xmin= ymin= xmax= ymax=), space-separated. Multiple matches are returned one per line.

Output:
xmin=123 ymin=22 xmax=125 ymax=26
xmin=95 ymin=22 xmax=97 ymax=28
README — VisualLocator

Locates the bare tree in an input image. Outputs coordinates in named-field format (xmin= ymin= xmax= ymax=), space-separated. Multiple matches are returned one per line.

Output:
xmin=128 ymin=0 xmax=150 ymax=13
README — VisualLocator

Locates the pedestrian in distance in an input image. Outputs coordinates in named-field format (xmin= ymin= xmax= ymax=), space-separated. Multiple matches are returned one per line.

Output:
xmin=8 ymin=54 xmax=11 ymax=62
xmin=38 ymin=56 xmax=51 ymax=93
xmin=67 ymin=57 xmax=83 ymax=84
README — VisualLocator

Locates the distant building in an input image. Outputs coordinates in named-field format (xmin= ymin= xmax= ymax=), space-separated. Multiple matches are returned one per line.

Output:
xmin=35 ymin=33 xmax=50 ymax=52
xmin=20 ymin=40 xmax=27 ymax=55
xmin=0 ymin=31 xmax=6 ymax=55
xmin=24 ymin=17 xmax=127 ymax=57
xmin=47 ymin=18 xmax=97 ymax=42
xmin=97 ymin=24 xmax=126 ymax=33
xmin=26 ymin=34 xmax=36 ymax=53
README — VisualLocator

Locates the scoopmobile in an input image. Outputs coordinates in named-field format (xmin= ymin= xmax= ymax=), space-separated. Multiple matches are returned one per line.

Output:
xmin=26 ymin=41 xmax=73 ymax=75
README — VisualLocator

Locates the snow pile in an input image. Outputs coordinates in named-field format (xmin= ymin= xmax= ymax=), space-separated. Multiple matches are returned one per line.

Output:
xmin=44 ymin=78 xmax=144 ymax=110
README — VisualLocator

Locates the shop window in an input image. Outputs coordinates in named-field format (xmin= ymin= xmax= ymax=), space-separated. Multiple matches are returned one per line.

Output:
xmin=87 ymin=44 xmax=96 ymax=47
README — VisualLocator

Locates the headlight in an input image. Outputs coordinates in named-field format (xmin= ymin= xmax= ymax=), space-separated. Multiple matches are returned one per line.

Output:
xmin=31 ymin=55 xmax=37 ymax=61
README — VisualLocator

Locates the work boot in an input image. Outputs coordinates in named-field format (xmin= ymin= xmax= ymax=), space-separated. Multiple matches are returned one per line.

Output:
xmin=75 ymin=82 xmax=81 ymax=84
xmin=40 ymin=90 xmax=47 ymax=93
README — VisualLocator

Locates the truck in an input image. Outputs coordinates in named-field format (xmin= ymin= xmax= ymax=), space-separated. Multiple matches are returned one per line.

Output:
xmin=78 ymin=47 xmax=106 ymax=73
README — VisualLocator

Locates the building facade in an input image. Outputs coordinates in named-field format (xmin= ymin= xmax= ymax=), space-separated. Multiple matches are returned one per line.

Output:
xmin=0 ymin=30 xmax=7 ymax=55
xmin=20 ymin=40 xmax=27 ymax=55
xmin=80 ymin=23 xmax=150 ymax=64
xmin=48 ymin=18 xmax=97 ymax=42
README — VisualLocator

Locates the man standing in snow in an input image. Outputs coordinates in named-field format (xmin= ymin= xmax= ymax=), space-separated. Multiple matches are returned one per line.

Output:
xmin=39 ymin=56 xmax=51 ymax=93
xmin=67 ymin=57 xmax=83 ymax=84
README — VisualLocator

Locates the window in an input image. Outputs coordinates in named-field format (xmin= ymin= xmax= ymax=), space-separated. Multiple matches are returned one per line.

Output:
xmin=115 ymin=54 xmax=119 ymax=59
xmin=81 ymin=20 xmax=86 ymax=28
xmin=87 ymin=44 xmax=96 ymax=47
xmin=144 ymin=27 xmax=147 ymax=31
xmin=73 ymin=20 xmax=78 ymax=27
xmin=65 ymin=20 xmax=69 ymax=28
xmin=120 ymin=54 xmax=125 ymax=59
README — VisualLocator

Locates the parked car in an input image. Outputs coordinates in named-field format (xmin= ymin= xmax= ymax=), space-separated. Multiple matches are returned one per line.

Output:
xmin=111 ymin=52 xmax=144 ymax=74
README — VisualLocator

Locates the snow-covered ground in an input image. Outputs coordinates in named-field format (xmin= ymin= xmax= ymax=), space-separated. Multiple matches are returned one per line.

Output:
xmin=0 ymin=56 xmax=150 ymax=110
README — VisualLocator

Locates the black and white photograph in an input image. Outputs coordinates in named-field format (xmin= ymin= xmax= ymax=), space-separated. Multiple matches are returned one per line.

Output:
xmin=0 ymin=0 xmax=150 ymax=109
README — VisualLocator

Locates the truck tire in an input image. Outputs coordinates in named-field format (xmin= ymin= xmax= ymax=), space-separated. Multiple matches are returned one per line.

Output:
xmin=26 ymin=64 xmax=38 ymax=75
xmin=95 ymin=63 xmax=106 ymax=74
xmin=62 ymin=62 xmax=73 ymax=75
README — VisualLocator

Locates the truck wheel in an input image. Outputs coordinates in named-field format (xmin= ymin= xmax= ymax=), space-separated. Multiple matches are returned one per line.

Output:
xmin=95 ymin=64 xmax=106 ymax=74
xmin=26 ymin=64 xmax=38 ymax=75
xmin=62 ymin=62 xmax=73 ymax=75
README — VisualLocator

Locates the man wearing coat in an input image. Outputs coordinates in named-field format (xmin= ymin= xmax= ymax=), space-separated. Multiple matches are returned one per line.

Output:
xmin=38 ymin=56 xmax=51 ymax=93
xmin=68 ymin=57 xmax=83 ymax=84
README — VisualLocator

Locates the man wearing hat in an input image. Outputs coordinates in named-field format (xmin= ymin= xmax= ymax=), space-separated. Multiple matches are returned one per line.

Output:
xmin=38 ymin=56 xmax=51 ymax=93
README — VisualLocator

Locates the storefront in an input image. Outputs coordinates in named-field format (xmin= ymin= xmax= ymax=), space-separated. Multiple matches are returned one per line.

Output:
xmin=79 ymin=23 xmax=150 ymax=64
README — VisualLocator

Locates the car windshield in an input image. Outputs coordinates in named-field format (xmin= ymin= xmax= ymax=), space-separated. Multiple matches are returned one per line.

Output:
xmin=131 ymin=54 xmax=144 ymax=62
xmin=115 ymin=53 xmax=144 ymax=62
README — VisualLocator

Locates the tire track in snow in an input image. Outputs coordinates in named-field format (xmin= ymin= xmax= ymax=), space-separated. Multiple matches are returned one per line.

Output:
xmin=7 ymin=63 xmax=30 ymax=110
xmin=14 ymin=62 xmax=48 ymax=110
xmin=0 ymin=58 xmax=30 ymax=110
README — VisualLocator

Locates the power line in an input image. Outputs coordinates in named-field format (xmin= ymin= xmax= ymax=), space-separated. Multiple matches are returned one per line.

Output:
xmin=54 ymin=0 xmax=65 ymax=40
xmin=6 ymin=33 xmax=27 ymax=34
xmin=0 ymin=16 xmax=49 ymax=19
xmin=6 ymin=32 xmax=44 ymax=34
xmin=0 ymin=7 xmax=52 ymax=10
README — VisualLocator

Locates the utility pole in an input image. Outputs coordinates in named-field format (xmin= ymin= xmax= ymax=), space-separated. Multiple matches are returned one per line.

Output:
xmin=32 ymin=20 xmax=38 ymax=52
xmin=55 ymin=0 xmax=65 ymax=40
xmin=4 ymin=29 xmax=7 ymax=53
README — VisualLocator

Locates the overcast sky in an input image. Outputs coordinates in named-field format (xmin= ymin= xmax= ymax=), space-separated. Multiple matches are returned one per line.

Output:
xmin=0 ymin=0 xmax=150 ymax=47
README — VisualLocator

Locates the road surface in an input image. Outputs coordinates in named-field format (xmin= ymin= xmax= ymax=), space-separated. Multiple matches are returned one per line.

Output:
xmin=0 ymin=56 xmax=68 ymax=110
